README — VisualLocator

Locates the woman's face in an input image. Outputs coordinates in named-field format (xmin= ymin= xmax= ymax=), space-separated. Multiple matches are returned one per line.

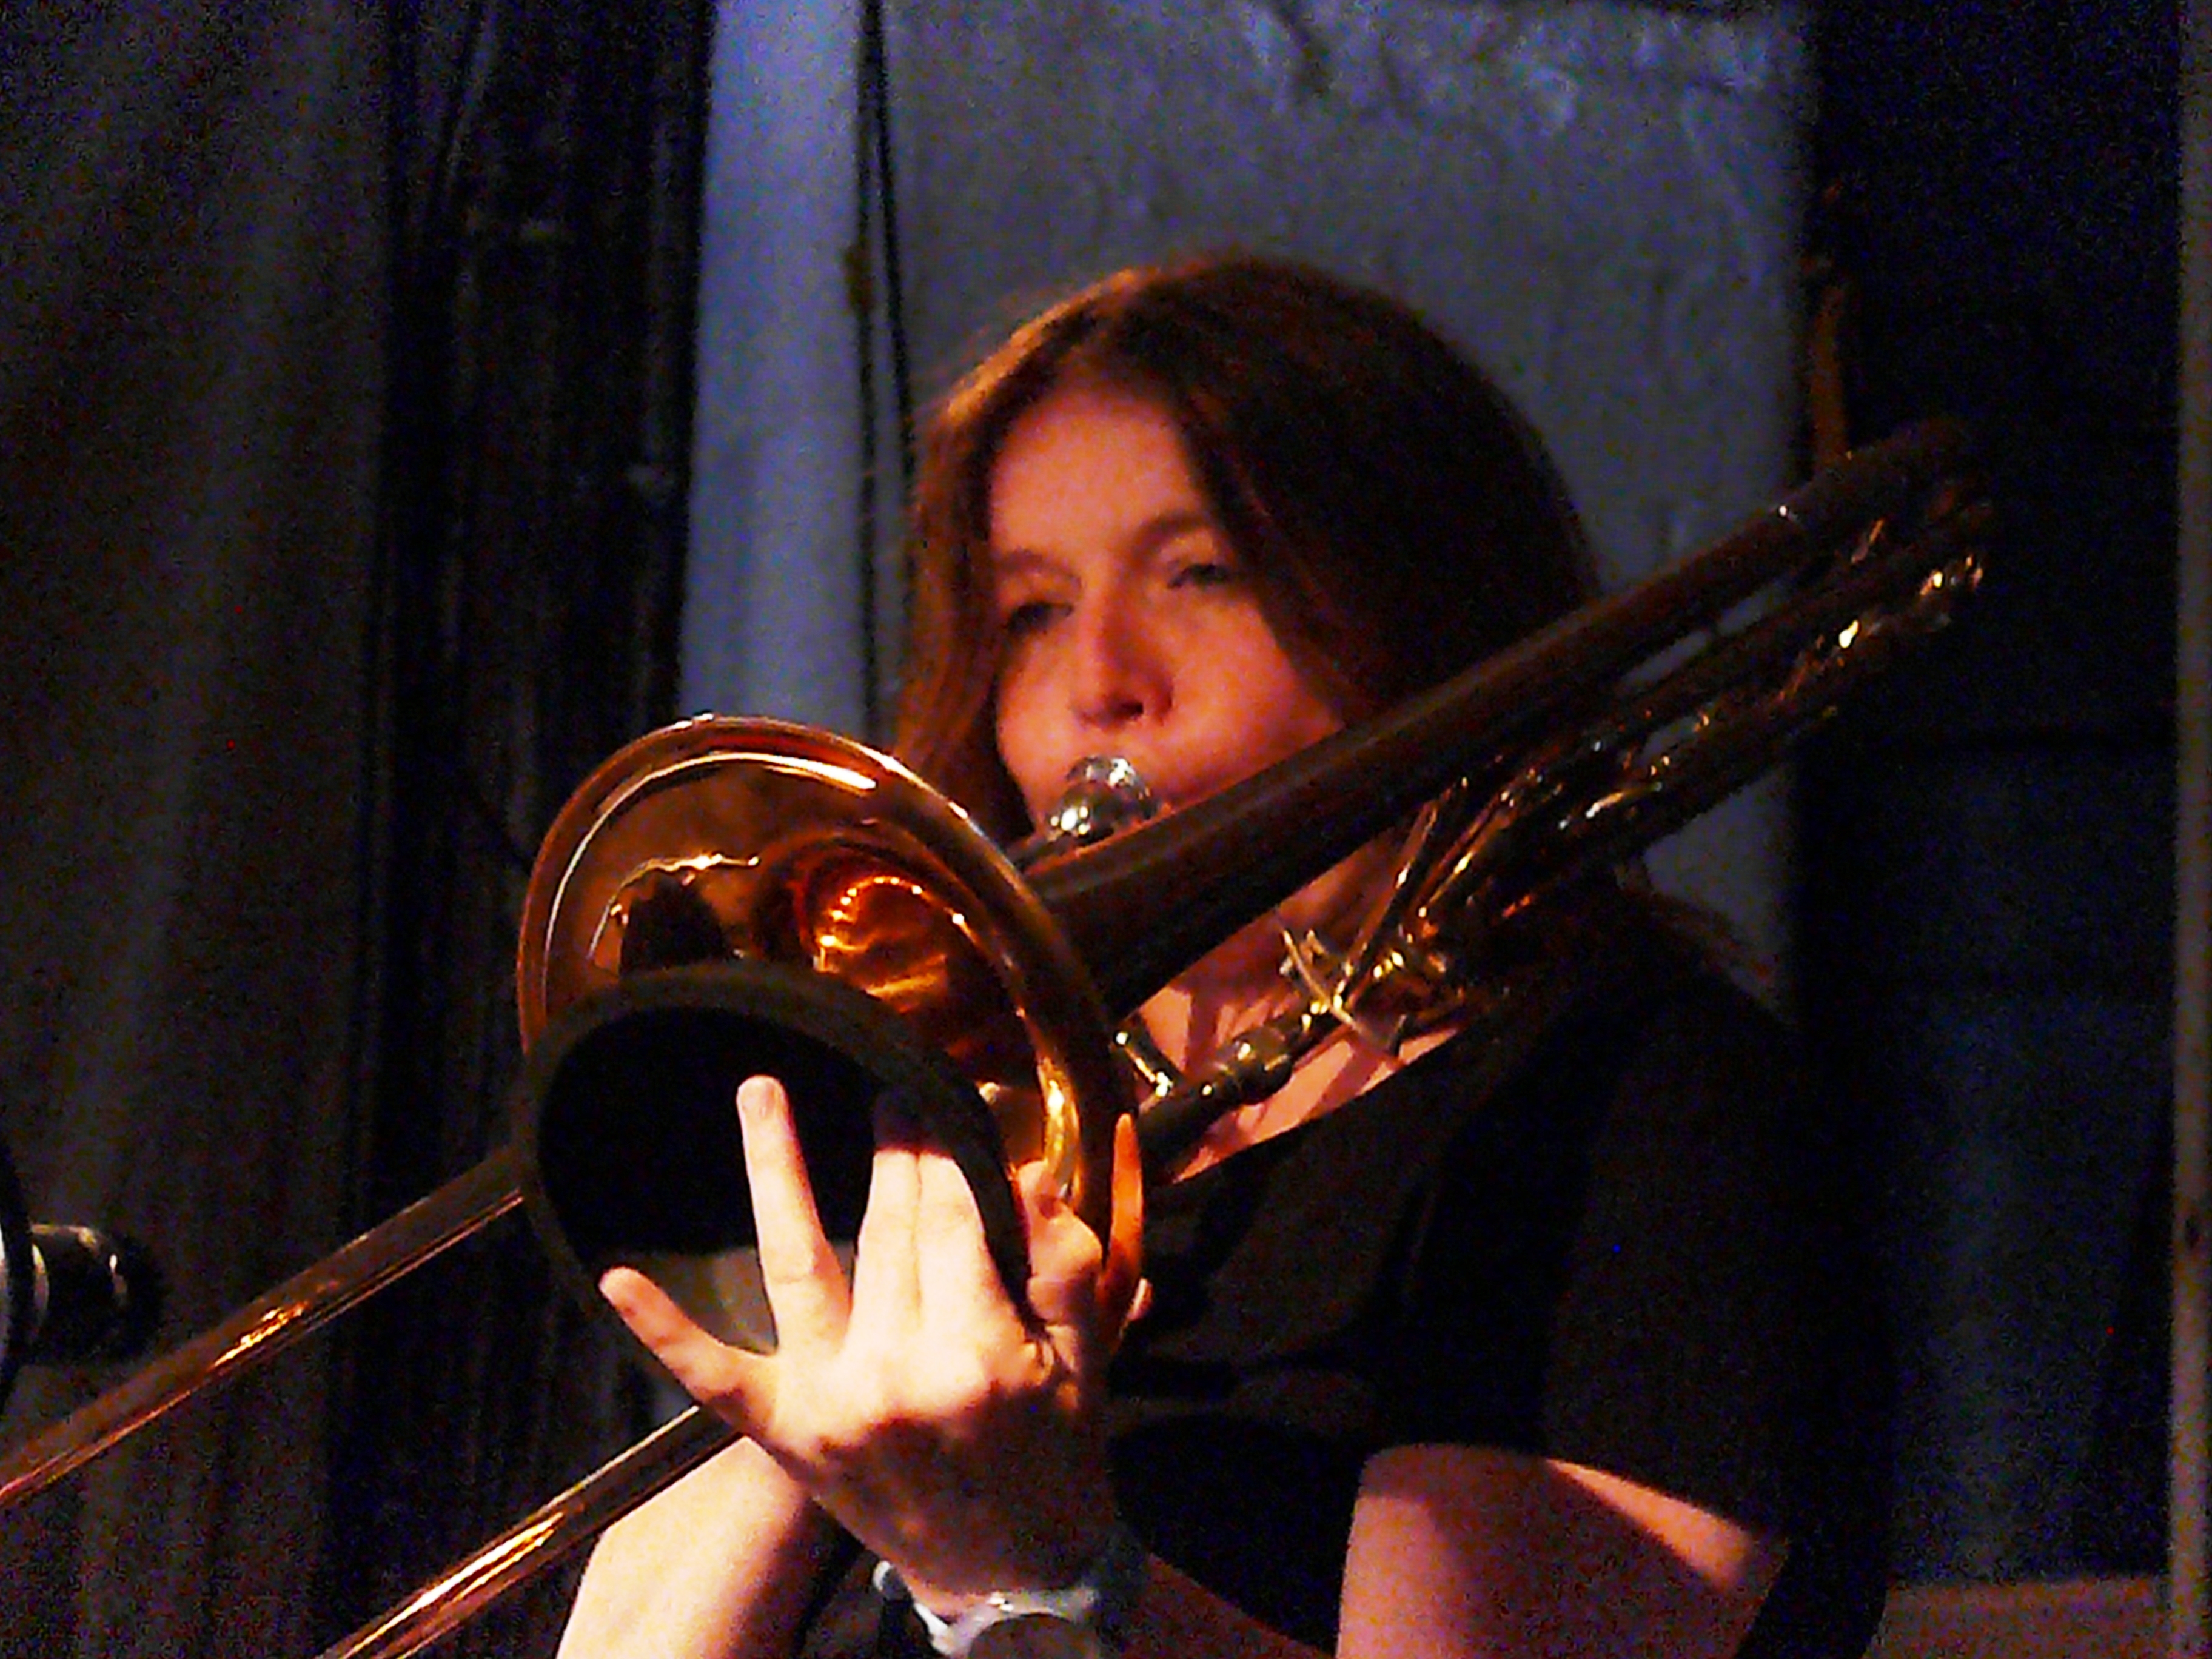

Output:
xmin=987 ymin=380 xmax=1343 ymax=832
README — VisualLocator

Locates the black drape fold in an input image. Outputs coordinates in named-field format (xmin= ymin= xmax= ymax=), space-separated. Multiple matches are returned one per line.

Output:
xmin=334 ymin=0 xmax=706 ymax=1650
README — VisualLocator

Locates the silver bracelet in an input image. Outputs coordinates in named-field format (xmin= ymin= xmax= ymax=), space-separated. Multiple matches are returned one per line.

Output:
xmin=870 ymin=1523 xmax=1145 ymax=1658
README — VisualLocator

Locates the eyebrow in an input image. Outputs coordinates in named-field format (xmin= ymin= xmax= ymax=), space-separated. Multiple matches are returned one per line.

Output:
xmin=989 ymin=509 xmax=1221 ymax=572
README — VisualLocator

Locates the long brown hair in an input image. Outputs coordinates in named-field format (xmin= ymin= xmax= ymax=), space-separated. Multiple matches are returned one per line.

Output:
xmin=894 ymin=254 xmax=1597 ymax=839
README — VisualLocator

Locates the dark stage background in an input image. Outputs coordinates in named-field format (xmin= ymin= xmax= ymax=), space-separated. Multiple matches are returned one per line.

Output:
xmin=1801 ymin=0 xmax=2180 ymax=1582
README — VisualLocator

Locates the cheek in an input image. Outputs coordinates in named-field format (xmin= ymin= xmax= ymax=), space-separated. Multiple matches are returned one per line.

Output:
xmin=990 ymin=674 xmax=1056 ymax=817
xmin=1219 ymin=631 xmax=1342 ymax=761
xmin=1247 ymin=700 xmax=1339 ymax=774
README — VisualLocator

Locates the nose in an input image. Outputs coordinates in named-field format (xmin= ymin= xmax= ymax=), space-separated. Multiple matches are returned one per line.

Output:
xmin=1068 ymin=589 xmax=1166 ymax=732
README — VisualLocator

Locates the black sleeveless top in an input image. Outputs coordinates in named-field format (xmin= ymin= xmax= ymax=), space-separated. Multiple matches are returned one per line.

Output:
xmin=805 ymin=966 xmax=1891 ymax=1657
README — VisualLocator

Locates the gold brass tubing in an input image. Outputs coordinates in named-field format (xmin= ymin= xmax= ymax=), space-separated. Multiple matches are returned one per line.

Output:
xmin=0 ymin=1148 xmax=523 ymax=1511
xmin=315 ymin=1405 xmax=736 ymax=1659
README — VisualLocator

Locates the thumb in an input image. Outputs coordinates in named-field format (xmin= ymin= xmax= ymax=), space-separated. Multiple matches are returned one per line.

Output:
xmin=1096 ymin=1111 xmax=1147 ymax=1347
xmin=600 ymin=1264 xmax=777 ymax=1435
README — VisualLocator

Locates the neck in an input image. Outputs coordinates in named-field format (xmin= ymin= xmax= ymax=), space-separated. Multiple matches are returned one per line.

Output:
xmin=1130 ymin=833 xmax=1420 ymax=1174
xmin=1136 ymin=965 xmax=1409 ymax=1180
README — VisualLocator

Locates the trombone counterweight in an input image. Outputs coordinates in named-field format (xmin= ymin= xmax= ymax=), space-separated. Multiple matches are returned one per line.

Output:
xmin=0 ymin=1149 xmax=522 ymax=1512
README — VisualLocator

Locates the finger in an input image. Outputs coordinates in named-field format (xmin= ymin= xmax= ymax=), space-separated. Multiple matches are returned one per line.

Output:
xmin=600 ymin=1264 xmax=774 ymax=1434
xmin=1098 ymin=1111 xmax=1147 ymax=1344
xmin=735 ymin=1074 xmax=851 ymax=1356
xmin=1018 ymin=1161 xmax=1101 ymax=1333
xmin=913 ymin=1139 xmax=1024 ymax=1337
xmin=846 ymin=1090 xmax=924 ymax=1338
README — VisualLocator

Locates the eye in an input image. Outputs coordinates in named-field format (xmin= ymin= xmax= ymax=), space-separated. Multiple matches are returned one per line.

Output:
xmin=1000 ymin=598 xmax=1063 ymax=640
xmin=1167 ymin=558 xmax=1240 ymax=591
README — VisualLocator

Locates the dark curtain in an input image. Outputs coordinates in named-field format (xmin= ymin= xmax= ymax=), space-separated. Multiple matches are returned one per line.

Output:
xmin=325 ymin=0 xmax=705 ymax=1650
xmin=1799 ymin=0 xmax=2178 ymax=1581
xmin=0 ymin=2 xmax=705 ymax=1653
xmin=0 ymin=7 xmax=386 ymax=1652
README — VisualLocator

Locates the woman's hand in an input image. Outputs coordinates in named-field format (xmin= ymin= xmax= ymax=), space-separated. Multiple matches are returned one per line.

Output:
xmin=598 ymin=1075 xmax=1143 ymax=1610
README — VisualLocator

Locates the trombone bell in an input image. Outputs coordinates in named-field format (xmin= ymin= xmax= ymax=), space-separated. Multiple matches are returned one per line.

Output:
xmin=510 ymin=719 xmax=1124 ymax=1362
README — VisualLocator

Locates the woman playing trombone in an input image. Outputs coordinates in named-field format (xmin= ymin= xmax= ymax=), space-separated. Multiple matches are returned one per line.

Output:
xmin=558 ymin=254 xmax=1889 ymax=1659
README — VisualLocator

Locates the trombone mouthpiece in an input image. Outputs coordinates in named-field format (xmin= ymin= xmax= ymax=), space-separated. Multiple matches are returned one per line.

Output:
xmin=1010 ymin=757 xmax=1160 ymax=870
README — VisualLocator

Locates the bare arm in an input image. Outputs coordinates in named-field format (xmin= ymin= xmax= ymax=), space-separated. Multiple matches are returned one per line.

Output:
xmin=558 ymin=1435 xmax=841 ymax=1659
xmin=962 ymin=1441 xmax=1781 ymax=1659
xmin=569 ymin=1078 xmax=1781 ymax=1658
xmin=559 ymin=1438 xmax=1780 ymax=1659
xmin=1334 ymin=1444 xmax=1784 ymax=1659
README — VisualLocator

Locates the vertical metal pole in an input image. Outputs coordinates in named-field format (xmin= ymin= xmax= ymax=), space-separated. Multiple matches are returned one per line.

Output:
xmin=2173 ymin=3 xmax=2212 ymax=1653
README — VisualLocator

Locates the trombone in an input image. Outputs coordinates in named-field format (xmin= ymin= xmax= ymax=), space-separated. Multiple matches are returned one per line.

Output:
xmin=0 ymin=420 xmax=1989 ymax=1657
